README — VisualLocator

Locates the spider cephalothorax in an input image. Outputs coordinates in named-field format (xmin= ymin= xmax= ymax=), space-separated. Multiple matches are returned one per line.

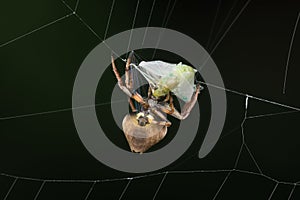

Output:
xmin=111 ymin=52 xmax=201 ymax=153
xmin=136 ymin=112 xmax=153 ymax=126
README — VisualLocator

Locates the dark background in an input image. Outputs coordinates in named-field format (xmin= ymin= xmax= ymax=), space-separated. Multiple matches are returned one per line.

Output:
xmin=0 ymin=0 xmax=300 ymax=199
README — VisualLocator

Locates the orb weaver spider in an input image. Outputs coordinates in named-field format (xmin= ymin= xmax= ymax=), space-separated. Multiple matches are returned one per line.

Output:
xmin=111 ymin=52 xmax=201 ymax=153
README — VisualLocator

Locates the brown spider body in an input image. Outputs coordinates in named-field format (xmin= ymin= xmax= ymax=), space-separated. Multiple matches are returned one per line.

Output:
xmin=122 ymin=114 xmax=167 ymax=153
xmin=111 ymin=52 xmax=200 ymax=153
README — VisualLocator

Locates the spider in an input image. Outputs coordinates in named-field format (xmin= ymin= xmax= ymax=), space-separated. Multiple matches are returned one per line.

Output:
xmin=111 ymin=52 xmax=201 ymax=153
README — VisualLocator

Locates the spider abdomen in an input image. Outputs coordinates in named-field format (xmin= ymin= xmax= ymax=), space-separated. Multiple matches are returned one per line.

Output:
xmin=122 ymin=114 xmax=167 ymax=153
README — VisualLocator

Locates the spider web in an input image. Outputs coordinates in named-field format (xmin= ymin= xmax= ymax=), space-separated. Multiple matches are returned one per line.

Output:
xmin=0 ymin=0 xmax=300 ymax=199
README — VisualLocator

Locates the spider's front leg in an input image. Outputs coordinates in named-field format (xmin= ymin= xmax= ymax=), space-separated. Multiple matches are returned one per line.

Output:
xmin=124 ymin=52 xmax=138 ymax=112
xmin=158 ymin=84 xmax=201 ymax=120
xmin=111 ymin=55 xmax=149 ymax=110
xmin=150 ymin=108 xmax=172 ymax=127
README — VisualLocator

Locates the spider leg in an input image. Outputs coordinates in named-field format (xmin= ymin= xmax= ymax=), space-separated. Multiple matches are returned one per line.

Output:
xmin=111 ymin=55 xmax=149 ymax=109
xmin=158 ymin=84 xmax=201 ymax=120
xmin=125 ymin=52 xmax=137 ymax=112
xmin=152 ymin=120 xmax=171 ymax=127
xmin=163 ymin=93 xmax=170 ymax=102
xmin=156 ymin=94 xmax=175 ymax=115
xmin=147 ymin=86 xmax=152 ymax=99
xmin=150 ymin=108 xmax=172 ymax=127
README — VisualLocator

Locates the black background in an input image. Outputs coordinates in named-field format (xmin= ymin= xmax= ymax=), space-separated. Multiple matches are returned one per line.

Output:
xmin=0 ymin=0 xmax=300 ymax=199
